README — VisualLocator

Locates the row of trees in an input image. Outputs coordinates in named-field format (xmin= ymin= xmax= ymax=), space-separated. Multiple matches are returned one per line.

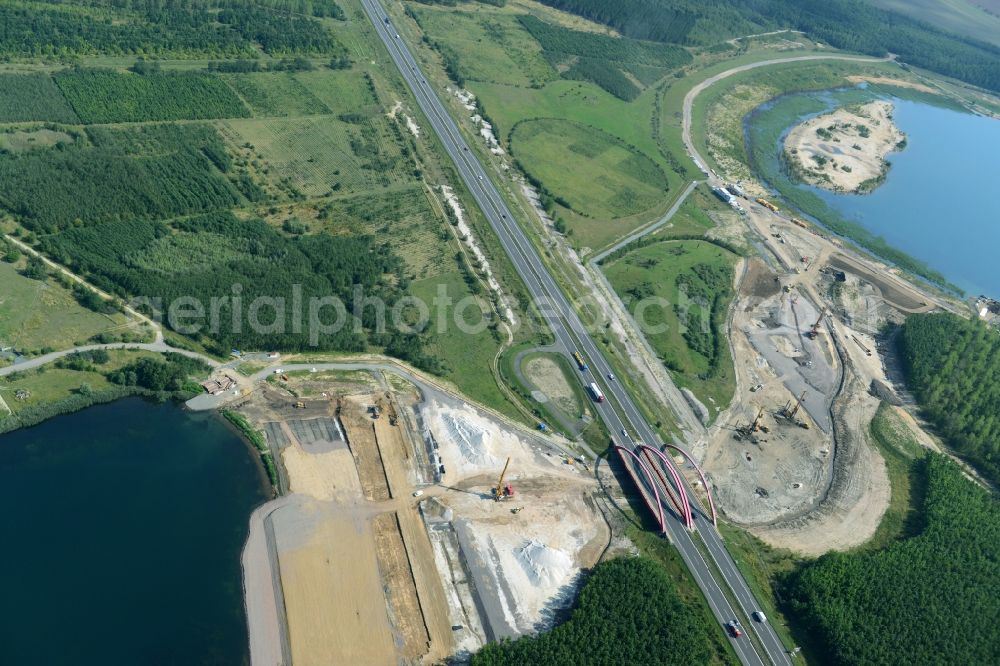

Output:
xmin=784 ymin=454 xmax=1000 ymax=664
xmin=899 ymin=312 xmax=1000 ymax=485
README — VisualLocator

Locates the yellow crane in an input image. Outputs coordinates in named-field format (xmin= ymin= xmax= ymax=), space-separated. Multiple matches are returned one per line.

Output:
xmin=493 ymin=457 xmax=514 ymax=501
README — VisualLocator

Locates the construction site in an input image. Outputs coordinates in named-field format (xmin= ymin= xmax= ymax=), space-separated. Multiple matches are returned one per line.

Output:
xmin=698 ymin=195 xmax=951 ymax=554
xmin=237 ymin=367 xmax=610 ymax=665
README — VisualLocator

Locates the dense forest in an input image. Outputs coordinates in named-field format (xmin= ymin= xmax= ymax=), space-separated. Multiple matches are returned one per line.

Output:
xmin=0 ymin=0 xmax=346 ymax=58
xmin=784 ymin=454 xmax=1000 ymax=665
xmin=899 ymin=312 xmax=1000 ymax=485
xmin=0 ymin=124 xmax=244 ymax=234
xmin=518 ymin=15 xmax=691 ymax=100
xmin=471 ymin=557 xmax=713 ymax=665
xmin=54 ymin=68 xmax=250 ymax=123
xmin=538 ymin=0 xmax=1000 ymax=95
xmin=0 ymin=74 xmax=79 ymax=124
xmin=39 ymin=212 xmax=424 ymax=359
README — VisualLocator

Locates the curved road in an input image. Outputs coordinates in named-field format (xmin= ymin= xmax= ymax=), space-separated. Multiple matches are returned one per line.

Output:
xmin=682 ymin=54 xmax=891 ymax=184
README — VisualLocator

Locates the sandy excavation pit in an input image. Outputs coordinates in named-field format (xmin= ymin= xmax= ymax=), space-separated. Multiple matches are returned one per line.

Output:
xmin=421 ymin=401 xmax=609 ymax=645
xmin=240 ymin=369 xmax=609 ymax=664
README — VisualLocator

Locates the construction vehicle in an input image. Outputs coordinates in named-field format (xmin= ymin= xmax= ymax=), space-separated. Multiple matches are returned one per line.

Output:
xmin=735 ymin=407 xmax=765 ymax=440
xmin=781 ymin=391 xmax=811 ymax=428
xmin=852 ymin=334 xmax=873 ymax=356
xmin=806 ymin=308 xmax=827 ymax=339
xmin=493 ymin=457 xmax=514 ymax=501
xmin=573 ymin=351 xmax=589 ymax=371
xmin=755 ymin=197 xmax=779 ymax=213
xmin=783 ymin=390 xmax=807 ymax=420
xmin=383 ymin=392 xmax=398 ymax=426
xmin=292 ymin=401 xmax=305 ymax=409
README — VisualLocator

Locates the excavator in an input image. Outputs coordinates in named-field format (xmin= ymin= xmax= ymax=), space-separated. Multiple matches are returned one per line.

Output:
xmin=493 ymin=457 xmax=515 ymax=501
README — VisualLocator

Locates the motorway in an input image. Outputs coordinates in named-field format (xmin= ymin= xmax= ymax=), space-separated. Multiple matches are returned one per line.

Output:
xmin=360 ymin=1 xmax=791 ymax=663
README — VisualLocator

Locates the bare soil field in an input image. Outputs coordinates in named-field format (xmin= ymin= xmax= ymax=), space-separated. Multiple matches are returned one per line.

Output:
xmin=239 ymin=368 xmax=608 ymax=663
xmin=523 ymin=355 xmax=581 ymax=415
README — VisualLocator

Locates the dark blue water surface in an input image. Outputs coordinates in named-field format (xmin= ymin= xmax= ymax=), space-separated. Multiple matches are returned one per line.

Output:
xmin=752 ymin=92 xmax=1000 ymax=297
xmin=0 ymin=398 xmax=268 ymax=665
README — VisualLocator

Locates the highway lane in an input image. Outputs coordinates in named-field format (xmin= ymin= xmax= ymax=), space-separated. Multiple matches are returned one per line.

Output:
xmin=360 ymin=2 xmax=785 ymax=663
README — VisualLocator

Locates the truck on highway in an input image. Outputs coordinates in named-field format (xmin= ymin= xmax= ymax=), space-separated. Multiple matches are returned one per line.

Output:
xmin=588 ymin=382 xmax=605 ymax=403
xmin=573 ymin=351 xmax=589 ymax=371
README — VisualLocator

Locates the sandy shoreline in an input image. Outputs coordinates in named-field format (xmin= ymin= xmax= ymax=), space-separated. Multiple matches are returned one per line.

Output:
xmin=784 ymin=100 xmax=906 ymax=194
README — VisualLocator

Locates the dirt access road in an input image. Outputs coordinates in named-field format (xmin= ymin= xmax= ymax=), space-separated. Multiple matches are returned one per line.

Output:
xmin=681 ymin=54 xmax=892 ymax=183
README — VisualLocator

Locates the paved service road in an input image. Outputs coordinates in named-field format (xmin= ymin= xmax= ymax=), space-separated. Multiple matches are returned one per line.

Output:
xmin=361 ymin=2 xmax=791 ymax=663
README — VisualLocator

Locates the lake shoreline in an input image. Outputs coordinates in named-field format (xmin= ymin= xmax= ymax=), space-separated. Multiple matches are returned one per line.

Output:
xmin=784 ymin=100 xmax=906 ymax=194
xmin=744 ymin=88 xmax=966 ymax=296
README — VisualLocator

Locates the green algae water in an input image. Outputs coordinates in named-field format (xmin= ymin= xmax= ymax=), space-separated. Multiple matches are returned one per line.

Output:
xmin=0 ymin=398 xmax=269 ymax=665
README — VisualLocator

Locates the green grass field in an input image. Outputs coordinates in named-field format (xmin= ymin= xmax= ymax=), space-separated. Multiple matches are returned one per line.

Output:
xmin=221 ymin=72 xmax=331 ymax=117
xmin=519 ymin=349 xmax=588 ymax=419
xmin=221 ymin=114 xmax=413 ymax=198
xmin=604 ymin=239 xmax=736 ymax=415
xmin=408 ymin=270 xmax=519 ymax=421
xmin=0 ymin=262 xmax=128 ymax=354
xmin=510 ymin=118 xmax=668 ymax=220
xmin=0 ymin=128 xmax=75 ymax=153
xmin=293 ymin=69 xmax=381 ymax=116
xmin=410 ymin=6 xmax=555 ymax=88
xmin=0 ymin=349 xmax=162 ymax=414
xmin=315 ymin=185 xmax=451 ymax=281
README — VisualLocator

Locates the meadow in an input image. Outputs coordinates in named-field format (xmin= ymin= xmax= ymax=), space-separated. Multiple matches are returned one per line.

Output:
xmin=0 ymin=262 xmax=127 ymax=355
xmin=221 ymin=72 xmax=331 ymax=117
xmin=604 ymin=238 xmax=736 ymax=414
xmin=408 ymin=7 xmax=556 ymax=88
xmin=221 ymin=114 xmax=413 ymax=198
xmin=510 ymin=118 xmax=668 ymax=220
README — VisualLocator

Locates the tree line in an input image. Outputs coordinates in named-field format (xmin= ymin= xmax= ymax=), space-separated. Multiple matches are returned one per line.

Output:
xmin=0 ymin=0 xmax=346 ymax=58
xmin=784 ymin=454 xmax=1000 ymax=665
xmin=537 ymin=0 xmax=1000 ymax=96
xmin=899 ymin=312 xmax=1000 ymax=486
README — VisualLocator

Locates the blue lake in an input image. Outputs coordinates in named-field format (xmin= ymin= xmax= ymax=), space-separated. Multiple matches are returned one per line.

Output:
xmin=750 ymin=92 xmax=1000 ymax=298
xmin=0 ymin=398 xmax=269 ymax=665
